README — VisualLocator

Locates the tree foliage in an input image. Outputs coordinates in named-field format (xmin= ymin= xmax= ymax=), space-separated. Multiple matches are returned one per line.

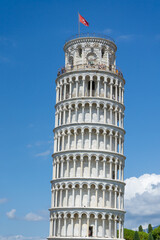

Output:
xmin=139 ymin=225 xmax=143 ymax=232
xmin=124 ymin=229 xmax=148 ymax=240
xmin=152 ymin=226 xmax=160 ymax=240
xmin=148 ymin=224 xmax=153 ymax=233
xmin=148 ymin=233 xmax=154 ymax=240
xmin=134 ymin=231 xmax=140 ymax=240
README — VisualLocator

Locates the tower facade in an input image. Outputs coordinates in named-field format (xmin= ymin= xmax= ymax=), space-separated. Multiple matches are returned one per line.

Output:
xmin=48 ymin=33 xmax=125 ymax=240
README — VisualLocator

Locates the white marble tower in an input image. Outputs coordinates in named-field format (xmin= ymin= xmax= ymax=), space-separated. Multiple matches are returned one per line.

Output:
xmin=48 ymin=33 xmax=125 ymax=240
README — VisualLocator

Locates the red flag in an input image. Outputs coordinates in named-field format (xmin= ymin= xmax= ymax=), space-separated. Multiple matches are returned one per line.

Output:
xmin=79 ymin=13 xmax=89 ymax=27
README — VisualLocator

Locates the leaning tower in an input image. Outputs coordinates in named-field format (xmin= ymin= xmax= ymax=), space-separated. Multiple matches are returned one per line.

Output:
xmin=48 ymin=33 xmax=125 ymax=240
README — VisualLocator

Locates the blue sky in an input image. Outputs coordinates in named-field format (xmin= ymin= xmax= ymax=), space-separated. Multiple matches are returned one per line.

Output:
xmin=1 ymin=0 xmax=160 ymax=239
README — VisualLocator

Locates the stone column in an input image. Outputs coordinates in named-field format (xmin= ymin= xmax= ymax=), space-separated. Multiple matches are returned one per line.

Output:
xmin=110 ymin=131 xmax=113 ymax=151
xmin=103 ymin=187 xmax=106 ymax=207
xmin=96 ymin=158 xmax=99 ymax=177
xmin=102 ymin=217 xmax=105 ymax=237
xmin=95 ymin=187 xmax=98 ymax=207
xmin=67 ymin=158 xmax=69 ymax=177
xmin=115 ymin=81 xmax=118 ymax=101
xmin=104 ymin=80 xmax=107 ymax=98
xmin=81 ymin=129 xmax=84 ymax=149
xmin=122 ymin=87 xmax=124 ymax=104
xmin=103 ymin=159 xmax=106 ymax=178
xmin=82 ymin=77 xmax=85 ymax=96
xmin=51 ymin=189 xmax=54 ymax=207
xmin=75 ymin=105 xmax=78 ymax=122
xmin=119 ymin=220 xmax=121 ymax=239
xmin=69 ymin=79 xmax=72 ymax=98
xmin=58 ymin=217 xmax=61 ymax=236
xmin=49 ymin=217 xmax=53 ymax=236
xmin=63 ymin=106 xmax=66 ymax=124
xmin=62 ymin=132 xmax=65 ymax=151
xmin=80 ymin=187 xmax=82 ymax=207
xmin=90 ymin=80 xmax=93 ymax=97
xmin=80 ymin=157 xmax=83 ymax=177
xmin=72 ymin=158 xmax=76 ymax=177
xmin=64 ymin=82 xmax=67 ymax=100
xmin=64 ymin=217 xmax=67 ymax=237
xmin=119 ymin=135 xmax=122 ymax=154
xmin=74 ymin=131 xmax=77 ymax=149
xmin=119 ymin=161 xmax=122 ymax=180
xmin=122 ymin=220 xmax=124 ymax=239
xmin=119 ymin=83 xmax=122 ymax=103
xmin=54 ymin=217 xmax=57 ymax=236
xmin=59 ymin=188 xmax=62 ymax=207
xmin=88 ymin=187 xmax=90 ymax=207
xmin=109 ymin=187 xmax=112 ymax=208
xmin=89 ymin=103 xmax=92 ymax=122
xmin=119 ymin=191 xmax=121 ymax=209
xmin=97 ymin=130 xmax=99 ymax=149
xmin=115 ymin=159 xmax=118 ymax=180
xmin=115 ymin=132 xmax=118 ymax=152
xmin=71 ymin=217 xmax=74 ymax=236
xmin=76 ymin=78 xmax=79 ymax=97
xmin=87 ymin=217 xmax=90 ymax=237
xmin=103 ymin=131 xmax=106 ymax=150
xmin=79 ymin=217 xmax=82 ymax=237
xmin=82 ymin=104 xmax=85 ymax=122
xmin=109 ymin=81 xmax=113 ymax=100
xmin=109 ymin=158 xmax=113 ymax=179
xmin=104 ymin=106 xmax=107 ymax=123
xmin=68 ymin=132 xmax=71 ymax=150
xmin=119 ymin=109 xmax=122 ymax=128
xmin=114 ymin=217 xmax=117 ymax=238
xmin=97 ymin=78 xmax=100 ymax=97
xmin=115 ymin=107 xmax=118 ymax=126
xmin=68 ymin=106 xmax=72 ymax=124
xmin=110 ymin=106 xmax=113 ymax=124
xmin=88 ymin=157 xmax=91 ymax=177
xmin=60 ymin=83 xmax=62 ymax=101
xmin=66 ymin=187 xmax=68 ymax=207
xmin=109 ymin=215 xmax=112 ymax=238
xmin=95 ymin=217 xmax=98 ymax=237
xmin=89 ymin=129 xmax=92 ymax=149
xmin=55 ymin=189 xmax=57 ymax=207
xmin=115 ymin=187 xmax=117 ymax=208
xmin=97 ymin=104 xmax=100 ymax=122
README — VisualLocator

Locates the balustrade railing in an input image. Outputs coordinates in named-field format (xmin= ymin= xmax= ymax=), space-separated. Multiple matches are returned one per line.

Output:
xmin=65 ymin=33 xmax=115 ymax=43
xmin=57 ymin=64 xmax=123 ymax=78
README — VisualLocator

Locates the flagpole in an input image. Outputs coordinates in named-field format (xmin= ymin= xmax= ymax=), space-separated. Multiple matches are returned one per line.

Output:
xmin=78 ymin=12 xmax=80 ymax=37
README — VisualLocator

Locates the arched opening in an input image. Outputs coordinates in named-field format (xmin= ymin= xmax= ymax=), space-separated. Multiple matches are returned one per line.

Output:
xmin=69 ymin=56 xmax=74 ymax=67
xmin=78 ymin=47 xmax=82 ymax=57
xmin=88 ymin=80 xmax=96 ymax=96
xmin=101 ymin=48 xmax=105 ymax=58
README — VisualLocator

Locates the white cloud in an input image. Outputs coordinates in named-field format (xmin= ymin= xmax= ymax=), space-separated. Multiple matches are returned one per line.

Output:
xmin=125 ymin=174 xmax=160 ymax=229
xmin=0 ymin=198 xmax=7 ymax=204
xmin=117 ymin=34 xmax=135 ymax=41
xmin=6 ymin=209 xmax=16 ymax=219
xmin=35 ymin=150 xmax=51 ymax=157
xmin=24 ymin=212 xmax=44 ymax=221
xmin=0 ymin=235 xmax=46 ymax=240
xmin=102 ymin=28 xmax=113 ymax=34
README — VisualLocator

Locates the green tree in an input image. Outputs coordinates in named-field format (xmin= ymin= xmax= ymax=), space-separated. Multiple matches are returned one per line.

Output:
xmin=139 ymin=225 xmax=143 ymax=232
xmin=139 ymin=231 xmax=149 ymax=240
xmin=148 ymin=233 xmax=153 ymax=240
xmin=124 ymin=228 xmax=148 ymax=240
xmin=148 ymin=224 xmax=153 ymax=233
xmin=134 ymin=231 xmax=140 ymax=240
xmin=152 ymin=226 xmax=160 ymax=240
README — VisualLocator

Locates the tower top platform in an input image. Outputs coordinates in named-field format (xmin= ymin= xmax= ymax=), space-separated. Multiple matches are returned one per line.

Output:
xmin=65 ymin=33 xmax=115 ymax=43
xmin=64 ymin=33 xmax=116 ymax=52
